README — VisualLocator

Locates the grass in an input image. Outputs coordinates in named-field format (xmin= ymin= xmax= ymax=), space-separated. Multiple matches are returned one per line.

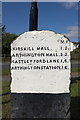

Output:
xmin=2 ymin=101 xmax=11 ymax=118
xmin=71 ymin=67 xmax=80 ymax=73
xmin=71 ymin=81 xmax=80 ymax=97
xmin=2 ymin=80 xmax=11 ymax=119
xmin=0 ymin=70 xmax=10 ymax=76
xmin=71 ymin=52 xmax=80 ymax=61
xmin=2 ymin=81 xmax=11 ymax=95
xmin=0 ymin=80 xmax=10 ymax=118
xmin=0 ymin=80 xmax=10 ymax=95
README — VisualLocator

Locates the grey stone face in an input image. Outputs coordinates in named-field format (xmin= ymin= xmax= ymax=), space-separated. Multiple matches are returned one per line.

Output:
xmin=11 ymin=93 xmax=70 ymax=118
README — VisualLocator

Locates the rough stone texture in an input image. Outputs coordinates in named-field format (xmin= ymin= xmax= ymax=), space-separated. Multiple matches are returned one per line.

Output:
xmin=10 ymin=31 xmax=72 ymax=118
xmin=11 ymin=93 xmax=70 ymax=118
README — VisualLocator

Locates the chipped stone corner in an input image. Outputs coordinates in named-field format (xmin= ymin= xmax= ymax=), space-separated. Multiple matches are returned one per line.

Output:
xmin=70 ymin=41 xmax=79 ymax=52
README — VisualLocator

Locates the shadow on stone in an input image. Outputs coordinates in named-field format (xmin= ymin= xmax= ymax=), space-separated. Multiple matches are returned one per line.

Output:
xmin=71 ymin=96 xmax=80 ymax=119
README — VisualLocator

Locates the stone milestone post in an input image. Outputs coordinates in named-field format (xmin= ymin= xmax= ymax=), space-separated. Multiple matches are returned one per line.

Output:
xmin=10 ymin=1 xmax=74 ymax=118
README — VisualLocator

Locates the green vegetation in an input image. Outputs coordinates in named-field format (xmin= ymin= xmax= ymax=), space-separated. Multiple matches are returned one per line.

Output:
xmin=2 ymin=97 xmax=11 ymax=118
xmin=2 ymin=81 xmax=11 ymax=95
xmin=71 ymin=67 xmax=80 ymax=73
xmin=2 ymin=80 xmax=11 ymax=118
xmin=72 ymin=44 xmax=80 ymax=54
xmin=0 ymin=70 xmax=10 ymax=76
xmin=0 ymin=79 xmax=10 ymax=118
xmin=71 ymin=81 xmax=80 ymax=97
xmin=71 ymin=44 xmax=80 ymax=60
xmin=2 ymin=32 xmax=18 ymax=57
xmin=1 ymin=32 xmax=17 ymax=118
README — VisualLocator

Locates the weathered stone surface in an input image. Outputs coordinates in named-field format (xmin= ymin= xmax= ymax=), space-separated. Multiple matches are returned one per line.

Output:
xmin=10 ymin=31 xmax=72 ymax=118
xmin=11 ymin=93 xmax=70 ymax=118
xmin=11 ymin=31 xmax=71 ymax=93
